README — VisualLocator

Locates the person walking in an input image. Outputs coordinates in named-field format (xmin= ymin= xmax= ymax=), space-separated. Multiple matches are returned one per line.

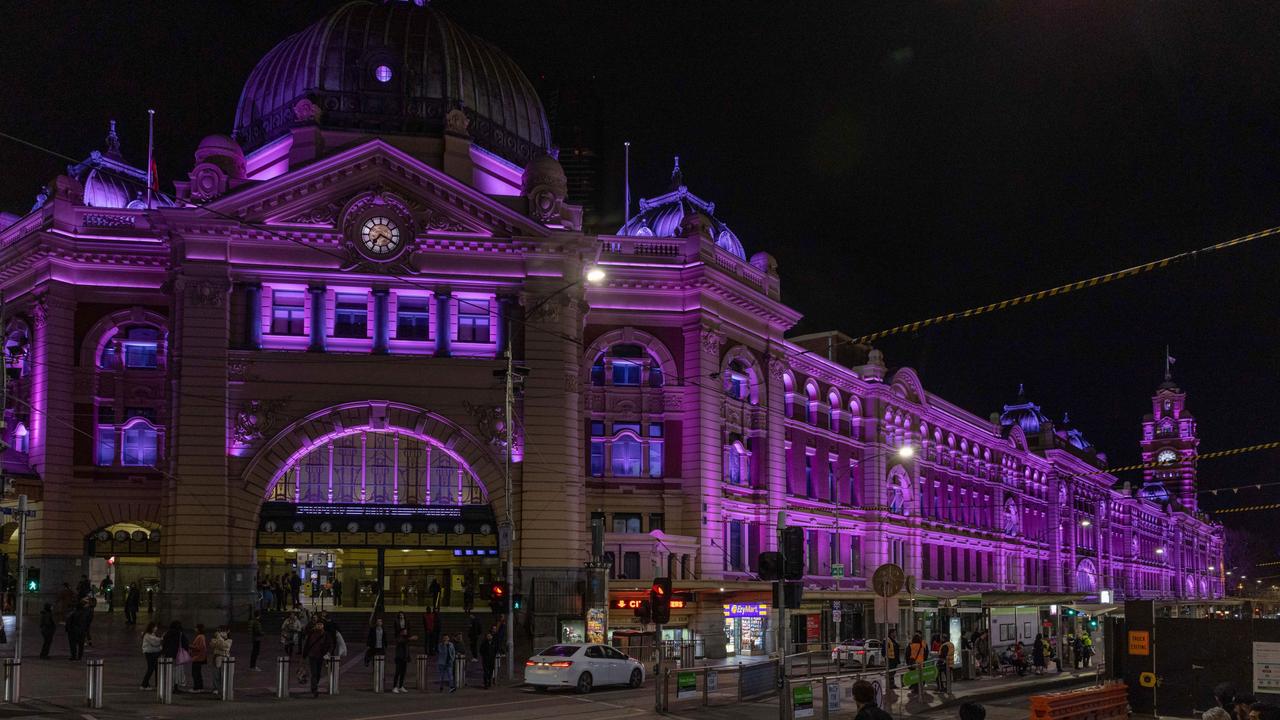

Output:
xmin=907 ymin=633 xmax=927 ymax=696
xmin=332 ymin=578 xmax=343 ymax=607
xmin=852 ymin=680 xmax=893 ymax=720
xmin=140 ymin=622 xmax=163 ymax=690
xmin=480 ymin=631 xmax=496 ymax=689
xmin=302 ymin=619 xmax=332 ymax=697
xmin=885 ymin=629 xmax=900 ymax=688
xmin=65 ymin=600 xmax=86 ymax=661
xmin=38 ymin=603 xmax=56 ymax=658
xmin=391 ymin=627 xmax=415 ymax=692
xmin=436 ymin=634 xmax=456 ymax=692
xmin=161 ymin=621 xmax=190 ymax=692
xmin=1031 ymin=633 xmax=1046 ymax=675
xmin=76 ymin=575 xmax=91 ymax=601
xmin=83 ymin=596 xmax=97 ymax=648
xmin=124 ymin=583 xmax=140 ymax=625
xmin=189 ymin=624 xmax=208 ymax=692
xmin=210 ymin=627 xmax=232 ymax=695
xmin=289 ymin=572 xmax=302 ymax=608
xmin=938 ymin=634 xmax=955 ymax=692
xmin=249 ymin=610 xmax=263 ymax=670
xmin=1071 ymin=634 xmax=1084 ymax=669
xmin=467 ymin=613 xmax=482 ymax=659
xmin=462 ymin=583 xmax=475 ymax=615
xmin=427 ymin=578 xmax=442 ymax=611
xmin=281 ymin=611 xmax=302 ymax=656
xmin=100 ymin=576 xmax=114 ymax=613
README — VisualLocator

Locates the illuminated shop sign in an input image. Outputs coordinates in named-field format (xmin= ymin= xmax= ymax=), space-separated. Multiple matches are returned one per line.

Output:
xmin=723 ymin=602 xmax=769 ymax=618
xmin=613 ymin=597 xmax=686 ymax=610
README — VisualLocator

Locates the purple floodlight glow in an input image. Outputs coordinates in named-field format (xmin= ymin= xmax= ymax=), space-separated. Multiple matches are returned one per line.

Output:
xmin=374 ymin=65 xmax=393 ymax=83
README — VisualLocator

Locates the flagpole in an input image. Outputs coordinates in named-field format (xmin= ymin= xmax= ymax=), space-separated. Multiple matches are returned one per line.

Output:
xmin=623 ymin=141 xmax=631 ymax=224
xmin=145 ymin=109 xmax=155 ymax=209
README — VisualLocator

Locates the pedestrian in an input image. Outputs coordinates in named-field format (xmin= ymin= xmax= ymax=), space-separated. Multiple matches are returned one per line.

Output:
xmin=333 ymin=578 xmax=343 ymax=607
xmin=960 ymin=702 xmax=987 ymax=720
xmin=249 ymin=609 xmax=263 ymax=670
xmin=1032 ymin=634 xmax=1046 ymax=675
xmin=437 ymin=634 xmax=456 ymax=692
xmin=1081 ymin=633 xmax=1093 ymax=667
xmin=281 ymin=611 xmax=302 ymax=656
xmin=140 ymin=621 xmax=163 ymax=690
xmin=65 ymin=601 xmax=86 ymax=661
xmin=39 ymin=603 xmax=55 ymax=658
xmin=852 ymin=680 xmax=893 ymax=720
xmin=392 ymin=627 xmax=416 ymax=692
xmin=76 ymin=575 xmax=91 ymax=600
xmin=468 ymin=613 xmax=482 ymax=658
xmin=366 ymin=617 xmax=387 ymax=665
xmin=290 ymin=572 xmax=302 ymax=608
xmin=302 ymin=619 xmax=333 ymax=697
xmin=907 ymin=633 xmax=927 ymax=696
xmin=161 ymin=620 xmax=190 ymax=692
xmin=327 ymin=615 xmax=348 ymax=660
xmin=428 ymin=578 xmax=442 ymax=611
xmin=423 ymin=608 xmax=438 ymax=655
xmin=190 ymin=624 xmax=208 ymax=692
xmin=210 ymin=626 xmax=232 ymax=695
xmin=1215 ymin=683 xmax=1240 ymax=714
xmin=885 ymin=629 xmax=900 ymax=688
xmin=930 ymin=633 xmax=941 ymax=655
xmin=938 ymin=633 xmax=955 ymax=692
xmin=83 ymin=595 xmax=97 ymax=647
xmin=124 ymin=583 xmax=140 ymax=625
xmin=1071 ymin=634 xmax=1083 ymax=669
xmin=1236 ymin=693 xmax=1259 ymax=720
xmin=100 ymin=576 xmax=114 ymax=613
xmin=480 ymin=631 xmax=496 ymax=688
xmin=1250 ymin=703 xmax=1280 ymax=720
xmin=463 ymin=583 xmax=475 ymax=615
xmin=975 ymin=630 xmax=991 ymax=676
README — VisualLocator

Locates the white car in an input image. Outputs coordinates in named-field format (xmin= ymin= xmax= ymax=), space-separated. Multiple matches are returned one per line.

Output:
xmin=831 ymin=639 xmax=883 ymax=667
xmin=525 ymin=643 xmax=646 ymax=693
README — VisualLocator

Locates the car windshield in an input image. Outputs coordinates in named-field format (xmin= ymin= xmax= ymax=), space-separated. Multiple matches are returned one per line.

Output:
xmin=537 ymin=645 xmax=580 ymax=657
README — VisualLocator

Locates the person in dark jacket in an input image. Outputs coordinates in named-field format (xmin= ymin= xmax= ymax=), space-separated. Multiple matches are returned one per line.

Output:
xmin=885 ymin=629 xmax=900 ymax=688
xmin=123 ymin=584 xmax=140 ymax=625
xmin=302 ymin=621 xmax=333 ymax=697
xmin=366 ymin=617 xmax=387 ymax=665
xmin=161 ymin=621 xmax=190 ymax=692
xmin=1031 ymin=634 xmax=1046 ymax=675
xmin=75 ymin=576 xmax=91 ymax=600
xmin=467 ymin=613 xmax=482 ymax=658
xmin=38 ymin=603 xmax=56 ymax=658
xmin=479 ymin=631 xmax=496 ymax=689
xmin=852 ymin=680 xmax=893 ymax=720
xmin=391 ymin=628 xmax=415 ymax=692
xmin=65 ymin=600 xmax=88 ymax=660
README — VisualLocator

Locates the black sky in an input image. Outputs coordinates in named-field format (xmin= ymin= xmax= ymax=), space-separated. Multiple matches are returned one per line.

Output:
xmin=2 ymin=2 xmax=1278 ymax=543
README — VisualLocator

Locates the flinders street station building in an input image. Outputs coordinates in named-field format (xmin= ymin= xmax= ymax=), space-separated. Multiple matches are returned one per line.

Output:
xmin=0 ymin=1 xmax=1221 ymax=657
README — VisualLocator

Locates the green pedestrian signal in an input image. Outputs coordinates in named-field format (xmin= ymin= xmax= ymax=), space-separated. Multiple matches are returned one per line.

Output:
xmin=25 ymin=567 xmax=39 ymax=593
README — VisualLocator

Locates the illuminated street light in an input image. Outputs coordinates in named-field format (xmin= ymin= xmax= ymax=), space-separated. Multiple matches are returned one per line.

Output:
xmin=1155 ymin=548 xmax=1165 ymax=555
xmin=1080 ymin=520 xmax=1091 ymax=527
xmin=586 ymin=266 xmax=606 ymax=284
xmin=897 ymin=445 xmax=915 ymax=459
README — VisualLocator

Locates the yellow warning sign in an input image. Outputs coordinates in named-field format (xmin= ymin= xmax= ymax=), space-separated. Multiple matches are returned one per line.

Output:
xmin=1129 ymin=630 xmax=1151 ymax=656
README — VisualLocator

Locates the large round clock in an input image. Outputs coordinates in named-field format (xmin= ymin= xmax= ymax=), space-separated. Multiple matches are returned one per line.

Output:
xmin=361 ymin=215 xmax=401 ymax=256
xmin=1156 ymin=449 xmax=1177 ymax=465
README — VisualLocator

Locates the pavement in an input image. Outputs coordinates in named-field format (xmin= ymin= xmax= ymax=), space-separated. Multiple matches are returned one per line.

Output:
xmin=0 ymin=612 xmax=1108 ymax=719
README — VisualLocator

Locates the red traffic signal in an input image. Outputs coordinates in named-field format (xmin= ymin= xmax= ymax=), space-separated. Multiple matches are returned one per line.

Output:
xmin=650 ymin=577 xmax=673 ymax=624
xmin=490 ymin=581 xmax=507 ymax=598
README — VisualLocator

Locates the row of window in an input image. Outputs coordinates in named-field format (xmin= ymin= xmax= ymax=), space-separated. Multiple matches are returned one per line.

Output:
xmin=269 ymin=289 xmax=492 ymax=343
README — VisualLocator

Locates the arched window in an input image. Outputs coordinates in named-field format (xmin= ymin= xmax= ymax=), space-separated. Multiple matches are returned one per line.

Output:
xmin=805 ymin=381 xmax=819 ymax=425
xmin=267 ymin=429 xmax=486 ymax=506
xmin=827 ymin=390 xmax=841 ymax=432
xmin=724 ymin=361 xmax=751 ymax=401
xmin=611 ymin=435 xmax=643 ymax=476
xmin=121 ymin=419 xmax=159 ymax=466
xmin=1157 ymin=418 xmax=1175 ymax=438
xmin=1075 ymin=559 xmax=1098 ymax=592
xmin=590 ymin=343 xmax=664 ymax=388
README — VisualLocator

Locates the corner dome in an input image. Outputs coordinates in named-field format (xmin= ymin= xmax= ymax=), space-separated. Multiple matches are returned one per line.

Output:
xmin=232 ymin=0 xmax=552 ymax=167
xmin=999 ymin=384 xmax=1050 ymax=435
xmin=618 ymin=157 xmax=746 ymax=259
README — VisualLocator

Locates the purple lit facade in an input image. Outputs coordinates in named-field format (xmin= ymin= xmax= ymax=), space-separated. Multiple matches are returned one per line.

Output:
xmin=0 ymin=1 xmax=1219 ymax=648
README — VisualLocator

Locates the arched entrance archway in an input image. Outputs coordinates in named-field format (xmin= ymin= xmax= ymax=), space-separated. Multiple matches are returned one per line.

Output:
xmin=242 ymin=401 xmax=505 ymax=613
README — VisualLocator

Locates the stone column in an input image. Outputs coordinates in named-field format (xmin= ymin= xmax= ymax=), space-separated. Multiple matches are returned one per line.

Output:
xmin=307 ymin=285 xmax=326 ymax=352
xmin=433 ymin=288 xmax=452 ymax=358
xmin=162 ymin=269 xmax=253 ymax=626
xmin=25 ymin=283 xmax=85 ymax=610
xmin=372 ymin=287 xmax=389 ymax=354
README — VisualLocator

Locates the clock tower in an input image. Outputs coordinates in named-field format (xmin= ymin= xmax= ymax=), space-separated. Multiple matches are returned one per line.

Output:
xmin=1139 ymin=362 xmax=1200 ymax=511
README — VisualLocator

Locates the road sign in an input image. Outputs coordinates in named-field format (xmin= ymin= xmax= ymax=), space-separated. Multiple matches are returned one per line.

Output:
xmin=1128 ymin=630 xmax=1150 ymax=656
xmin=872 ymin=563 xmax=904 ymax=597
xmin=832 ymin=610 xmax=842 ymax=624
xmin=831 ymin=563 xmax=845 ymax=578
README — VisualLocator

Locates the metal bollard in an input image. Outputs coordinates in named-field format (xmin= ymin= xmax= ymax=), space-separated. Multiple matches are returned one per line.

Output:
xmin=276 ymin=656 xmax=290 ymax=699
xmin=372 ymin=654 xmax=385 ymax=693
xmin=454 ymin=653 xmax=466 ymax=688
xmin=85 ymin=658 xmax=104 ymax=709
xmin=157 ymin=657 xmax=173 ymax=704
xmin=416 ymin=654 xmax=429 ymax=692
xmin=219 ymin=657 xmax=236 ymax=701
xmin=3 ymin=657 xmax=19 ymax=703
xmin=326 ymin=655 xmax=340 ymax=695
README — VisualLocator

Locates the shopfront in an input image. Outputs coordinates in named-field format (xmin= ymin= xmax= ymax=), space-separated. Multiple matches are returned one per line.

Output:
xmin=607 ymin=592 xmax=695 ymax=646
xmin=724 ymin=601 xmax=770 ymax=656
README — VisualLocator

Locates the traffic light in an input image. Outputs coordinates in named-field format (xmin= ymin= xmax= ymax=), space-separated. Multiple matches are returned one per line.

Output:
xmin=25 ymin=566 xmax=39 ymax=593
xmin=650 ymin=577 xmax=672 ymax=624
xmin=1089 ymin=618 xmax=1099 ymax=629
xmin=488 ymin=581 xmax=508 ymax=614
xmin=634 ymin=599 xmax=652 ymax=625
xmin=512 ymin=593 xmax=523 ymax=611
xmin=781 ymin=526 xmax=805 ymax=580
xmin=758 ymin=551 xmax=782 ymax=581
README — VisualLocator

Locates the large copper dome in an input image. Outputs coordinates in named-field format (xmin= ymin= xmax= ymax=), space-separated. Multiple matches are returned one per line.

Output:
xmin=232 ymin=0 xmax=551 ymax=166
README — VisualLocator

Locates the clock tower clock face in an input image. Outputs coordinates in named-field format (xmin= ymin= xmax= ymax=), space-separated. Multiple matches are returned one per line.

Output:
xmin=1156 ymin=449 xmax=1177 ymax=465
xmin=360 ymin=215 xmax=401 ymax=256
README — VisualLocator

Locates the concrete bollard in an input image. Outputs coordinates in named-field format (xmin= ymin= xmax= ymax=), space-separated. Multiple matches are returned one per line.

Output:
xmin=326 ymin=655 xmax=340 ymax=695
xmin=372 ymin=654 xmax=385 ymax=693
xmin=219 ymin=657 xmax=236 ymax=701
xmin=416 ymin=654 xmax=429 ymax=692
xmin=85 ymin=658 xmax=104 ymax=709
xmin=157 ymin=657 xmax=173 ymax=704
xmin=276 ymin=656 xmax=290 ymax=699
xmin=3 ymin=657 xmax=19 ymax=703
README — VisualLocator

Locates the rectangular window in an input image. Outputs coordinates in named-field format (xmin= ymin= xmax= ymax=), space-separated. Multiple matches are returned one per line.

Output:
xmin=121 ymin=424 xmax=157 ymax=466
xmin=827 ymin=460 xmax=836 ymax=502
xmin=922 ymin=543 xmax=932 ymax=580
xmin=830 ymin=532 xmax=841 ymax=570
xmin=589 ymin=441 xmax=604 ymax=477
xmin=396 ymin=296 xmax=431 ymax=340
xmin=649 ymin=513 xmax=665 ymax=532
xmin=805 ymin=455 xmax=814 ymax=497
xmin=622 ymin=552 xmax=640 ymax=579
xmin=647 ymin=423 xmax=663 ymax=437
xmin=611 ymin=360 xmax=641 ymax=386
xmin=457 ymin=300 xmax=491 ymax=343
xmin=728 ymin=520 xmax=743 ymax=571
xmin=611 ymin=438 xmax=642 ymax=477
xmin=270 ymin=290 xmax=305 ymax=335
xmin=95 ymin=427 xmax=115 ymax=466
xmin=613 ymin=514 xmax=642 ymax=533
xmin=590 ymin=420 xmax=606 ymax=435
xmin=850 ymin=536 xmax=861 ymax=577
xmin=334 ymin=293 xmax=368 ymax=338
xmin=807 ymin=530 xmax=819 ymax=575
xmin=965 ymin=550 xmax=972 ymax=582
xmin=648 ymin=441 xmax=663 ymax=478
xmin=726 ymin=447 xmax=742 ymax=485
xmin=123 ymin=342 xmax=157 ymax=369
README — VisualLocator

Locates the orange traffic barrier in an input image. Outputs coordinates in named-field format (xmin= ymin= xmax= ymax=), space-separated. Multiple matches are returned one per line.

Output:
xmin=1030 ymin=682 xmax=1128 ymax=720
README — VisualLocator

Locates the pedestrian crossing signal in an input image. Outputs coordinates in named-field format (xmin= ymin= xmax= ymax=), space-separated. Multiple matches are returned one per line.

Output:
xmin=488 ymin=581 xmax=508 ymax=614
xmin=24 ymin=567 xmax=38 ymax=593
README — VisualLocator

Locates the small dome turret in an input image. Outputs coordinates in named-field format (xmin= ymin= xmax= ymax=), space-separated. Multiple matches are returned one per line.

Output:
xmin=617 ymin=156 xmax=746 ymax=259
xmin=999 ymin=384 xmax=1050 ymax=435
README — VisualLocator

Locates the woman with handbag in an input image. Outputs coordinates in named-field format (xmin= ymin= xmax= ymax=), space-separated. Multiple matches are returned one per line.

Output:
xmin=161 ymin=621 xmax=191 ymax=692
xmin=139 ymin=622 xmax=163 ymax=690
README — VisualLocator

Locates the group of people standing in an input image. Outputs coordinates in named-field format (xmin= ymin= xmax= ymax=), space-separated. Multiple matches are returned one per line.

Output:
xmin=138 ymin=620 xmax=238 ymax=694
xmin=1210 ymin=683 xmax=1280 ymax=720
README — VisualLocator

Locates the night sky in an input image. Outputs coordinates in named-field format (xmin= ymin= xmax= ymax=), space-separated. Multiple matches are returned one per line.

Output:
xmin=3 ymin=2 xmax=1278 ymax=547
